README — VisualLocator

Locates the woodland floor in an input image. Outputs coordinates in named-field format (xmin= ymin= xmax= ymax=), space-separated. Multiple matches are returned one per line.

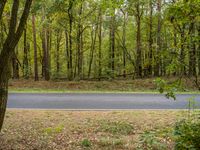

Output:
xmin=8 ymin=77 xmax=198 ymax=93
xmin=0 ymin=110 xmax=186 ymax=150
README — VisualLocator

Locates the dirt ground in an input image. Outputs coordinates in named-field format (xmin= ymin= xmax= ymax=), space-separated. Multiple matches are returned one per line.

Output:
xmin=0 ymin=110 xmax=185 ymax=150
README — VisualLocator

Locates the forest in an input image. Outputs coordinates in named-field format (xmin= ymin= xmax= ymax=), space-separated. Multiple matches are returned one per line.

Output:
xmin=1 ymin=0 xmax=199 ymax=81
xmin=1 ymin=0 xmax=200 ymax=149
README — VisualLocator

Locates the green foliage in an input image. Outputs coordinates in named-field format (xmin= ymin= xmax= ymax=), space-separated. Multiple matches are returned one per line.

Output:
xmin=137 ymin=129 xmax=172 ymax=150
xmin=98 ymin=120 xmax=134 ymax=135
xmin=43 ymin=124 xmax=64 ymax=135
xmin=81 ymin=138 xmax=91 ymax=147
xmin=98 ymin=137 xmax=124 ymax=147
xmin=174 ymin=119 xmax=200 ymax=150
xmin=154 ymin=78 xmax=181 ymax=100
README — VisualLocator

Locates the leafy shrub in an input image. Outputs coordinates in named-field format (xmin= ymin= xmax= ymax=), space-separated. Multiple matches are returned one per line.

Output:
xmin=174 ymin=119 xmax=200 ymax=150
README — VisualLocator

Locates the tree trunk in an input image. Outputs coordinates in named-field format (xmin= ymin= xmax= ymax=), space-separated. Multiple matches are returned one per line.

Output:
xmin=148 ymin=0 xmax=153 ymax=76
xmin=98 ymin=8 xmax=102 ymax=80
xmin=180 ymin=26 xmax=186 ymax=75
xmin=109 ymin=12 xmax=115 ymax=78
xmin=65 ymin=30 xmax=70 ymax=79
xmin=0 ymin=65 xmax=9 ymax=131
xmin=23 ymin=27 xmax=29 ymax=79
xmin=135 ymin=2 xmax=142 ymax=78
xmin=68 ymin=0 xmax=74 ymax=80
xmin=154 ymin=0 xmax=162 ymax=76
xmin=56 ymin=30 xmax=62 ymax=76
xmin=32 ymin=14 xmax=39 ymax=81
xmin=121 ymin=9 xmax=127 ymax=78
xmin=88 ymin=24 xmax=98 ymax=78
xmin=12 ymin=47 xmax=19 ymax=79
xmin=77 ymin=1 xmax=83 ymax=80
xmin=189 ymin=21 xmax=196 ymax=76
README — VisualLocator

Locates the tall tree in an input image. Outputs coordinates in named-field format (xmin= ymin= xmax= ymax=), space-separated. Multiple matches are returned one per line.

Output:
xmin=148 ymin=0 xmax=153 ymax=76
xmin=32 ymin=14 xmax=39 ymax=81
xmin=134 ymin=0 xmax=143 ymax=78
xmin=0 ymin=0 xmax=32 ymax=131
xmin=109 ymin=10 xmax=116 ymax=78
xmin=154 ymin=0 xmax=162 ymax=76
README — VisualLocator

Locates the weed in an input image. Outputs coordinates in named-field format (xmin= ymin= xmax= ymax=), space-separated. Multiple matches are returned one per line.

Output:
xmin=98 ymin=120 xmax=134 ymax=135
xmin=81 ymin=139 xmax=91 ymax=147
xmin=98 ymin=137 xmax=124 ymax=148
xmin=43 ymin=124 xmax=64 ymax=135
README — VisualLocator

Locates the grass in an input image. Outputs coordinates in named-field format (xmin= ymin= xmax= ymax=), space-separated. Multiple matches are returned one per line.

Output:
xmin=0 ymin=110 xmax=186 ymax=150
xmin=97 ymin=120 xmax=134 ymax=135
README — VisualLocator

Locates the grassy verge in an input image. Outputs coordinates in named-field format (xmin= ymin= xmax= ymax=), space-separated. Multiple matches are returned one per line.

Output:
xmin=8 ymin=78 xmax=200 ymax=94
xmin=0 ymin=110 xmax=186 ymax=150
xmin=9 ymin=89 xmax=200 ymax=94
xmin=8 ymin=88 xmax=159 ymax=94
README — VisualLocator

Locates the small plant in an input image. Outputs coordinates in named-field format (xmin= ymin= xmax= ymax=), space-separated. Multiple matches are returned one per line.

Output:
xmin=98 ymin=120 xmax=134 ymax=135
xmin=81 ymin=138 xmax=91 ymax=147
xmin=137 ymin=130 xmax=168 ymax=150
xmin=98 ymin=137 xmax=124 ymax=147
xmin=43 ymin=124 xmax=64 ymax=135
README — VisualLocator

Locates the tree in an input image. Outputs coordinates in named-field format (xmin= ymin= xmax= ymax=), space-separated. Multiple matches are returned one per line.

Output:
xmin=0 ymin=0 xmax=32 ymax=131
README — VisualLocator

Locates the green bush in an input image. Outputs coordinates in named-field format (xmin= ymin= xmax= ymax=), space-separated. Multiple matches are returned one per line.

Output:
xmin=174 ymin=119 xmax=200 ymax=150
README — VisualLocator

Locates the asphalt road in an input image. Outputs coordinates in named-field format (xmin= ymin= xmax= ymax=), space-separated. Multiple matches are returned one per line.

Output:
xmin=7 ymin=93 xmax=200 ymax=110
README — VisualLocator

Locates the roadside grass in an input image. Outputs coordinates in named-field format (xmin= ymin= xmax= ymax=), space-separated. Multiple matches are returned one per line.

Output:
xmin=0 ymin=110 xmax=185 ymax=150
xmin=8 ymin=78 xmax=200 ymax=94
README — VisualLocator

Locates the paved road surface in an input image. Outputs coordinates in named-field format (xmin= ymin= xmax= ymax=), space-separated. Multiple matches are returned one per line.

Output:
xmin=7 ymin=93 xmax=200 ymax=109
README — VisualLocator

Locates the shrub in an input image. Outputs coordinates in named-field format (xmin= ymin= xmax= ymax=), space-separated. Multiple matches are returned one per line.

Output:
xmin=174 ymin=119 xmax=200 ymax=150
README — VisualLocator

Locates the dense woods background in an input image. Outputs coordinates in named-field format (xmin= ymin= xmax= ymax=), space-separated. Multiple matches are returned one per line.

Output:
xmin=0 ymin=0 xmax=200 ymax=81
